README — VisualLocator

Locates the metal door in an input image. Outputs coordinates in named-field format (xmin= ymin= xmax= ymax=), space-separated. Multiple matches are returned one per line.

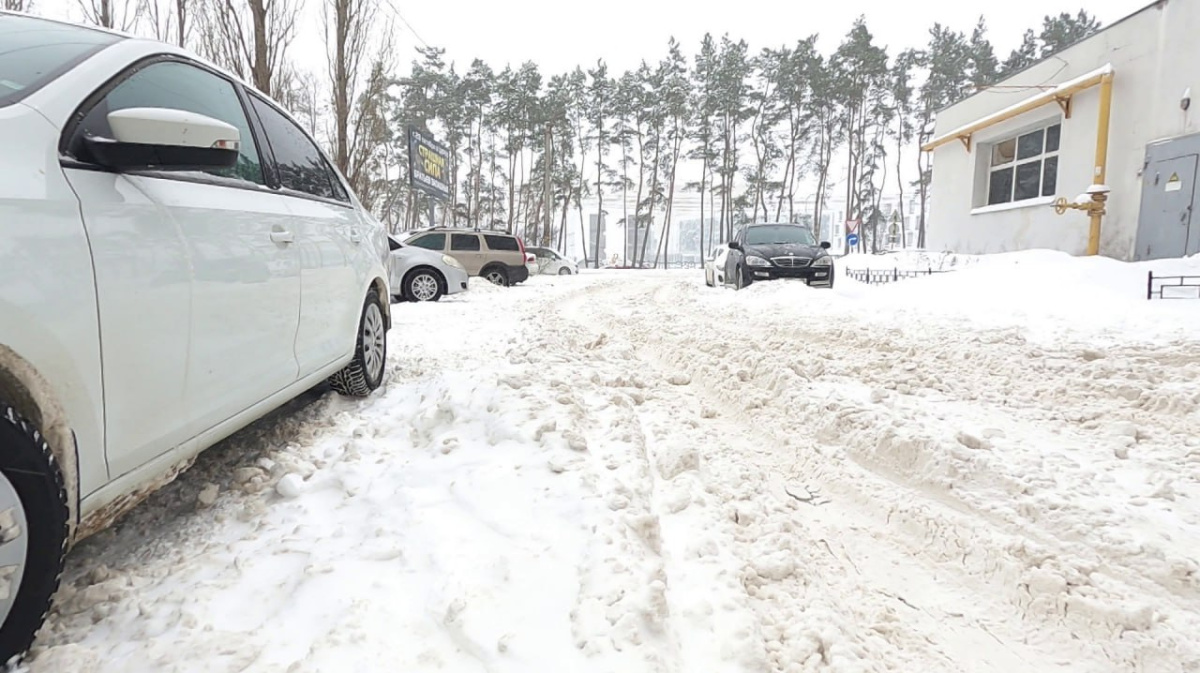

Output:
xmin=1136 ymin=143 xmax=1200 ymax=260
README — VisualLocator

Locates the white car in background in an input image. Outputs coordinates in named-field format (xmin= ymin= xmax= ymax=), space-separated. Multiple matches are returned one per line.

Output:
xmin=528 ymin=246 xmax=579 ymax=275
xmin=387 ymin=235 xmax=469 ymax=302
xmin=704 ymin=244 xmax=730 ymax=286
xmin=0 ymin=12 xmax=391 ymax=661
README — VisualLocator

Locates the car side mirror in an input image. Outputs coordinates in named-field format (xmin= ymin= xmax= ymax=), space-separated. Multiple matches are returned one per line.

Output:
xmin=820 ymin=241 xmax=831 ymax=250
xmin=85 ymin=107 xmax=241 ymax=172
xmin=728 ymin=241 xmax=742 ymax=251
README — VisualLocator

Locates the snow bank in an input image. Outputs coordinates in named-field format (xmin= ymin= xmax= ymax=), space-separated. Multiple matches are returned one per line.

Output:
xmin=839 ymin=249 xmax=981 ymax=272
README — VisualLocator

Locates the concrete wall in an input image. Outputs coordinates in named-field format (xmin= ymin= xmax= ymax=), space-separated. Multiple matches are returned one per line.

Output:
xmin=928 ymin=0 xmax=1200 ymax=259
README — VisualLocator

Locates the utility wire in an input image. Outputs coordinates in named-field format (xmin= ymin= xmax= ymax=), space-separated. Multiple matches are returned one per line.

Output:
xmin=377 ymin=0 xmax=430 ymax=49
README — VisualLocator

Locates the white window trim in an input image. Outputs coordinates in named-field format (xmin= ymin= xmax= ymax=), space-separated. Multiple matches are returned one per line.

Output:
xmin=982 ymin=121 xmax=1062 ymax=208
xmin=971 ymin=195 xmax=1056 ymax=216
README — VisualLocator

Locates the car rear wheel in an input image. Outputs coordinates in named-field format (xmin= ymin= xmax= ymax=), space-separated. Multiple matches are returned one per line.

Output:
xmin=328 ymin=289 xmax=387 ymax=397
xmin=483 ymin=267 xmax=510 ymax=287
xmin=405 ymin=269 xmax=444 ymax=302
xmin=0 ymin=403 xmax=68 ymax=665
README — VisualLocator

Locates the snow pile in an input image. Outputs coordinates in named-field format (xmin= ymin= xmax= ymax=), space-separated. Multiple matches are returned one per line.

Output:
xmin=834 ymin=250 xmax=1200 ymax=344
xmin=839 ymin=249 xmax=980 ymax=272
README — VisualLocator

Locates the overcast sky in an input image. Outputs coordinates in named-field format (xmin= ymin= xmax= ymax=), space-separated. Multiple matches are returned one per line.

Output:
xmin=38 ymin=0 xmax=1148 ymax=77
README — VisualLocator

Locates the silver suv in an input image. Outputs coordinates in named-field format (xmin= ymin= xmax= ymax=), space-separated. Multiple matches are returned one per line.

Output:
xmin=404 ymin=228 xmax=530 ymax=287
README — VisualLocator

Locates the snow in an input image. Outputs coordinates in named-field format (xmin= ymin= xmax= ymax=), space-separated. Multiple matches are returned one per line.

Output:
xmin=21 ymin=250 xmax=1200 ymax=673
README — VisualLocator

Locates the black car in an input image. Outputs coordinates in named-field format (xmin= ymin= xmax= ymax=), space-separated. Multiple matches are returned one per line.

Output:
xmin=723 ymin=223 xmax=834 ymax=290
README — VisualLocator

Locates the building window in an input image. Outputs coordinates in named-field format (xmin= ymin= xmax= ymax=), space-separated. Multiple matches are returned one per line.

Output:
xmin=987 ymin=122 xmax=1060 ymax=206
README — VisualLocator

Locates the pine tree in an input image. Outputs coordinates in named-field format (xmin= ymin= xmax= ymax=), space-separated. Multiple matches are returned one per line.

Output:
xmin=1039 ymin=10 xmax=1101 ymax=57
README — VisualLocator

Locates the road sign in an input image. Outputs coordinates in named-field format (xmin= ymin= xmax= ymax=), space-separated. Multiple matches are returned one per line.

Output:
xmin=845 ymin=218 xmax=861 ymax=233
xmin=846 ymin=233 xmax=860 ymax=247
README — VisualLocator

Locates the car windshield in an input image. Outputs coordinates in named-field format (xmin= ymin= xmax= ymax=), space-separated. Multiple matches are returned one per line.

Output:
xmin=0 ymin=16 xmax=119 ymax=108
xmin=744 ymin=225 xmax=816 ymax=246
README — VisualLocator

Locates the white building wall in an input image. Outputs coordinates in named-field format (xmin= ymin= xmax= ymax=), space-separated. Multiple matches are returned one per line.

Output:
xmin=928 ymin=0 xmax=1200 ymax=259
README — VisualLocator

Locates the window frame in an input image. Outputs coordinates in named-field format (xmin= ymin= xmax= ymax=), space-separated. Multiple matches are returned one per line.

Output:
xmin=244 ymin=90 xmax=355 ymax=208
xmin=451 ymin=233 xmax=483 ymax=252
xmin=407 ymin=233 xmax=446 ymax=251
xmin=57 ymin=54 xmax=275 ymax=195
xmin=985 ymin=121 xmax=1061 ymax=207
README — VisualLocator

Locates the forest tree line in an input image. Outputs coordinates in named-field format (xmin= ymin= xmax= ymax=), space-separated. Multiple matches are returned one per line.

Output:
xmin=27 ymin=0 xmax=1100 ymax=264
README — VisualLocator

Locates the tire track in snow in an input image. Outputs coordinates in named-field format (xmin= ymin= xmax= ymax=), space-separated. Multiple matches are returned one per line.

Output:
xmin=556 ymin=275 xmax=1193 ymax=672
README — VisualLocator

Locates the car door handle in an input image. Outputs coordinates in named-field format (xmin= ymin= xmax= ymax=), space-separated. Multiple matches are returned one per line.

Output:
xmin=348 ymin=229 xmax=362 ymax=244
xmin=270 ymin=229 xmax=294 ymax=244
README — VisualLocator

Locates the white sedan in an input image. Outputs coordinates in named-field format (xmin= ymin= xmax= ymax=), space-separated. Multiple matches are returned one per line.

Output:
xmin=528 ymin=246 xmax=578 ymax=275
xmin=704 ymin=244 xmax=730 ymax=286
xmin=0 ymin=12 xmax=391 ymax=661
xmin=388 ymin=236 xmax=469 ymax=302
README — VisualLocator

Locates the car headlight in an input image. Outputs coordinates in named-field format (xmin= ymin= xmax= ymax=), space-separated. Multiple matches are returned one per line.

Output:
xmin=813 ymin=256 xmax=833 ymax=266
xmin=746 ymin=255 xmax=771 ymax=267
xmin=442 ymin=255 xmax=465 ymax=270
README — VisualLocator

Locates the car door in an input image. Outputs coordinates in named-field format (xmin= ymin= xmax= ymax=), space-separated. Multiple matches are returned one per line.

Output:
xmin=60 ymin=57 xmax=301 ymax=477
xmin=450 ymin=233 xmax=485 ymax=274
xmin=724 ymin=234 xmax=744 ymax=286
xmin=245 ymin=93 xmax=363 ymax=374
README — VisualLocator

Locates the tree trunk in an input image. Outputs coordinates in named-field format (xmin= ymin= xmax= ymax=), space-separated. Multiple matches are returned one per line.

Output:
xmin=640 ymin=125 xmax=663 ymax=267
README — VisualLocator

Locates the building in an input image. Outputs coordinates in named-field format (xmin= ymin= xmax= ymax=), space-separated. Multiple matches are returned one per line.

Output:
xmin=924 ymin=0 xmax=1200 ymax=261
xmin=587 ymin=213 xmax=607 ymax=266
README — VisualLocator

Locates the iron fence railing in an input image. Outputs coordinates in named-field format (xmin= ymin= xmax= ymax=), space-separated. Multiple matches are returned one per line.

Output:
xmin=843 ymin=267 xmax=956 ymax=285
xmin=1147 ymin=271 xmax=1200 ymax=299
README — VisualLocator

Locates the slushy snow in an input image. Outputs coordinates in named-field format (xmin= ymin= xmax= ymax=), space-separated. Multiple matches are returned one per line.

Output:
xmin=19 ymin=250 xmax=1200 ymax=672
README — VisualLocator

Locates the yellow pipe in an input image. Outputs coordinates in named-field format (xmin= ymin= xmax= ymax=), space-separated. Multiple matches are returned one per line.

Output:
xmin=1087 ymin=72 xmax=1114 ymax=255
xmin=921 ymin=69 xmax=1111 ymax=152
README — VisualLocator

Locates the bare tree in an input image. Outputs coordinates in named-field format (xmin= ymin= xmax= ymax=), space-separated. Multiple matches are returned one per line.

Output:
xmin=197 ymin=0 xmax=301 ymax=98
xmin=3 ymin=0 xmax=33 ymax=12
xmin=76 ymin=0 xmax=141 ymax=30
xmin=324 ymin=0 xmax=393 ymax=208
xmin=139 ymin=0 xmax=190 ymax=45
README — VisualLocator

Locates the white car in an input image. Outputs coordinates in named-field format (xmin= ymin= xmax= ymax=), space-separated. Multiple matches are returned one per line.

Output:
xmin=387 ymin=235 xmax=469 ymax=302
xmin=704 ymin=244 xmax=730 ymax=286
xmin=0 ymin=12 xmax=391 ymax=660
xmin=528 ymin=246 xmax=578 ymax=275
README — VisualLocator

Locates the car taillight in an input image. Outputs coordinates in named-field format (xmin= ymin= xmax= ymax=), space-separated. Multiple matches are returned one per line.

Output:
xmin=517 ymin=237 xmax=526 ymax=258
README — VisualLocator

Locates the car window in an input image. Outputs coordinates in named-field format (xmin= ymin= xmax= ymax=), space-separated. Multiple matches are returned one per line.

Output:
xmin=452 ymin=234 xmax=482 ymax=251
xmin=247 ymin=94 xmax=339 ymax=200
xmin=745 ymin=225 xmax=816 ymax=246
xmin=0 ymin=15 xmax=119 ymax=108
xmin=71 ymin=60 xmax=264 ymax=185
xmin=483 ymin=234 xmax=519 ymax=252
xmin=408 ymin=234 xmax=445 ymax=251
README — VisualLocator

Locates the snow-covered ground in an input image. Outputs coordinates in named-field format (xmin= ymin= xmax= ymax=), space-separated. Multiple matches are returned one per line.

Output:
xmin=21 ymin=252 xmax=1200 ymax=672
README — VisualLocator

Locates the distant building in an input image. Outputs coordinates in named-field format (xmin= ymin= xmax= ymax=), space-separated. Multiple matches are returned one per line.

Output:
xmin=924 ymin=0 xmax=1200 ymax=260
xmin=587 ymin=213 xmax=606 ymax=267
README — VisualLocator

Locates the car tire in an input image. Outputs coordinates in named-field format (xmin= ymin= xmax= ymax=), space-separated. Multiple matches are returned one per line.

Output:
xmin=557 ymin=267 xmax=571 ymax=276
xmin=482 ymin=266 xmax=510 ymax=287
xmin=404 ymin=268 xmax=444 ymax=302
xmin=328 ymin=289 xmax=387 ymax=397
xmin=735 ymin=266 xmax=746 ymax=290
xmin=0 ymin=403 xmax=69 ymax=665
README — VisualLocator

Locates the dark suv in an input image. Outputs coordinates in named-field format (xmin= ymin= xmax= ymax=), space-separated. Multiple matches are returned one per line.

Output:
xmin=724 ymin=223 xmax=834 ymax=289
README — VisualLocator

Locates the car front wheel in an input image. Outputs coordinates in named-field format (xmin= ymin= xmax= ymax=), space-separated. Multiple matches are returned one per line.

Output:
xmin=329 ymin=289 xmax=387 ymax=397
xmin=557 ymin=267 xmax=571 ymax=276
xmin=405 ymin=269 xmax=444 ymax=302
xmin=0 ymin=403 xmax=69 ymax=665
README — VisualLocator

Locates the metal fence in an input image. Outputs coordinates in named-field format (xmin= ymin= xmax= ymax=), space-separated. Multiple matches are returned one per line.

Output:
xmin=843 ymin=267 xmax=956 ymax=285
xmin=1147 ymin=271 xmax=1200 ymax=300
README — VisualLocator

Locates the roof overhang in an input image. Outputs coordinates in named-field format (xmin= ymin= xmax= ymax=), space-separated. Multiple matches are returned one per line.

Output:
xmin=921 ymin=64 xmax=1114 ymax=153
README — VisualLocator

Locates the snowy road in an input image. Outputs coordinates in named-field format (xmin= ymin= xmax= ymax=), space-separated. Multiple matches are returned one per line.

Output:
xmin=24 ymin=267 xmax=1200 ymax=672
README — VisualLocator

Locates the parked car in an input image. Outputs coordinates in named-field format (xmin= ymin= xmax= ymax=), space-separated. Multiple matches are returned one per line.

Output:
xmin=723 ymin=223 xmax=834 ymax=289
xmin=0 ymin=12 xmax=392 ymax=661
xmin=387 ymin=236 xmax=468 ymax=302
xmin=404 ymin=227 xmax=530 ymax=287
xmin=704 ymin=244 xmax=729 ymax=287
xmin=528 ymin=247 xmax=578 ymax=275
